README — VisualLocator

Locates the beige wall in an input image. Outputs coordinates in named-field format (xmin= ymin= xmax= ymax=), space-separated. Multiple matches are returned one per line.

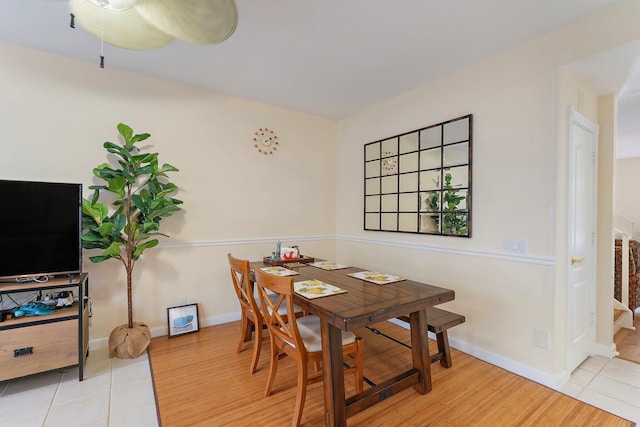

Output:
xmin=335 ymin=0 xmax=640 ymax=385
xmin=2 ymin=0 xmax=640 ymax=388
xmin=0 ymin=42 xmax=338 ymax=342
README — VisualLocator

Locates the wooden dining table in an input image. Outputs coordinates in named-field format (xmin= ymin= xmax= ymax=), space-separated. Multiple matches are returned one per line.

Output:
xmin=253 ymin=259 xmax=455 ymax=427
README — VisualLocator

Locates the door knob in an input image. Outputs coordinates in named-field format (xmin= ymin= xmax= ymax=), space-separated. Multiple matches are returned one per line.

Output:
xmin=571 ymin=257 xmax=585 ymax=265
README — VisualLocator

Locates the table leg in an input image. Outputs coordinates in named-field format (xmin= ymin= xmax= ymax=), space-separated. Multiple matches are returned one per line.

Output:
xmin=410 ymin=309 xmax=432 ymax=394
xmin=321 ymin=318 xmax=347 ymax=427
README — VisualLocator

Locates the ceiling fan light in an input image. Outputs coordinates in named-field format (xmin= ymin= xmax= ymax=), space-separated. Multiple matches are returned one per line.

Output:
xmin=72 ymin=0 xmax=173 ymax=50
xmin=135 ymin=0 xmax=238 ymax=45
xmin=85 ymin=0 xmax=141 ymax=11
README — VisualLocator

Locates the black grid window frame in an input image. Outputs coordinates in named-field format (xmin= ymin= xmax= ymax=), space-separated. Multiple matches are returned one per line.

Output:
xmin=363 ymin=114 xmax=472 ymax=237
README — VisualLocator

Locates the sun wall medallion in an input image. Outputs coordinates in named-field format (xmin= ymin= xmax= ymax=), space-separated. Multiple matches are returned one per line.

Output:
xmin=253 ymin=128 xmax=279 ymax=155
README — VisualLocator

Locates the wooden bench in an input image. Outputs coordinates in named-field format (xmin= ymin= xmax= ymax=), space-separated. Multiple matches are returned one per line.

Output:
xmin=396 ymin=307 xmax=465 ymax=368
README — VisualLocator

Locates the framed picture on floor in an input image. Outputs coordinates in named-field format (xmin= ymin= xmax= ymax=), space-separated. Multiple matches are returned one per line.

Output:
xmin=167 ymin=303 xmax=199 ymax=338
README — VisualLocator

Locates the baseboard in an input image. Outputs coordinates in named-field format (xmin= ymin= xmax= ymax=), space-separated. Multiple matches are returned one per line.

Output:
xmin=594 ymin=342 xmax=618 ymax=358
xmin=88 ymin=312 xmax=241 ymax=352
xmin=91 ymin=314 xmax=569 ymax=391
xmin=88 ymin=337 xmax=109 ymax=350
xmin=449 ymin=335 xmax=565 ymax=390
xmin=388 ymin=318 xmax=565 ymax=390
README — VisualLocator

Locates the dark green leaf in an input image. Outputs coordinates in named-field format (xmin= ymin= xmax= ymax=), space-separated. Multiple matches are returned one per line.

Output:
xmin=89 ymin=255 xmax=114 ymax=263
xmin=104 ymin=242 xmax=122 ymax=257
xmin=130 ymin=133 xmax=151 ymax=144
xmin=160 ymin=163 xmax=179 ymax=173
xmin=104 ymin=142 xmax=132 ymax=161
xmin=133 ymin=239 xmax=158 ymax=259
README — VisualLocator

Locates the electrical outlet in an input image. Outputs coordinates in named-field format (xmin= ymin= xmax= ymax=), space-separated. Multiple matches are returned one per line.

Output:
xmin=534 ymin=329 xmax=550 ymax=349
xmin=178 ymin=296 xmax=186 ymax=305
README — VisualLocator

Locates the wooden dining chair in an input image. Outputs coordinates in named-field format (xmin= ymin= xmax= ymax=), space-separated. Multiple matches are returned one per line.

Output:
xmin=254 ymin=268 xmax=364 ymax=427
xmin=227 ymin=254 xmax=304 ymax=374
xmin=228 ymin=254 xmax=266 ymax=374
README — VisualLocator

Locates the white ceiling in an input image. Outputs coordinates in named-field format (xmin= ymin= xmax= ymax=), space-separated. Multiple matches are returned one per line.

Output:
xmin=564 ymin=38 xmax=640 ymax=159
xmin=1 ymin=0 xmax=628 ymax=120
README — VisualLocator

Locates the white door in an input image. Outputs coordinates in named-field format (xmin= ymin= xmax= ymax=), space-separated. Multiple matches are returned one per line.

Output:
xmin=566 ymin=108 xmax=598 ymax=373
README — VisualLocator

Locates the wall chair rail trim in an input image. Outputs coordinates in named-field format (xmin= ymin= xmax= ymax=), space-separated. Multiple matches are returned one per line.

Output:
xmin=83 ymin=234 xmax=553 ymax=266
xmin=338 ymin=235 xmax=554 ymax=266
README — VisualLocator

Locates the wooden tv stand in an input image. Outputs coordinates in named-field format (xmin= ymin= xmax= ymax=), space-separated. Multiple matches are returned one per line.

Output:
xmin=0 ymin=273 xmax=89 ymax=381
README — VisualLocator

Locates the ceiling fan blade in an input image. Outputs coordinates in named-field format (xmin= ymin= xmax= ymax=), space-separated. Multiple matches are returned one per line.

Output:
xmin=69 ymin=0 xmax=173 ymax=50
xmin=135 ymin=0 xmax=238 ymax=45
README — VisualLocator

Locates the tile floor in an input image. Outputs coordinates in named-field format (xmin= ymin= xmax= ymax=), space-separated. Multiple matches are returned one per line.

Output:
xmin=560 ymin=355 xmax=640 ymax=424
xmin=1 ymin=347 xmax=639 ymax=426
xmin=0 ymin=347 xmax=157 ymax=427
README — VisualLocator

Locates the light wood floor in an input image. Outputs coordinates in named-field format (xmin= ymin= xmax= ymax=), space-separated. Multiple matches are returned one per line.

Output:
xmin=149 ymin=321 xmax=634 ymax=426
xmin=615 ymin=315 xmax=640 ymax=364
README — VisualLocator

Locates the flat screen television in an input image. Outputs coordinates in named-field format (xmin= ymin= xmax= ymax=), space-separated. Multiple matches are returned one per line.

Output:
xmin=0 ymin=180 xmax=82 ymax=281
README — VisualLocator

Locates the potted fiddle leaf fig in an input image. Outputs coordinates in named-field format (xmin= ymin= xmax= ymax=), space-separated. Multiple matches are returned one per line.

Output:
xmin=82 ymin=123 xmax=183 ymax=358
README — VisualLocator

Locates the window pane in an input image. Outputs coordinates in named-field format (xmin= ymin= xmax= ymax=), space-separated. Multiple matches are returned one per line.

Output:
xmin=365 ymin=178 xmax=380 ymax=195
xmin=420 ymin=213 xmax=440 ymax=233
xmin=419 ymin=148 xmax=441 ymax=170
xmin=381 ymin=175 xmax=398 ymax=193
xmin=399 ymin=213 xmax=418 ymax=232
xmin=381 ymin=213 xmax=397 ymax=231
xmin=399 ymin=132 xmax=419 ymax=153
xmin=444 ymin=142 xmax=469 ymax=167
xmin=399 ymin=172 xmax=418 ymax=192
xmin=365 ymin=213 xmax=380 ymax=230
xmin=420 ymin=191 xmax=440 ymax=212
xmin=442 ymin=189 xmax=467 ymax=211
xmin=365 ymin=142 xmax=380 ymax=161
xmin=399 ymin=193 xmax=418 ymax=211
xmin=420 ymin=126 xmax=441 ymax=149
xmin=441 ymin=212 xmax=469 ymax=236
xmin=382 ymin=194 xmax=397 ymax=212
xmin=444 ymin=117 xmax=469 ymax=144
xmin=365 ymin=160 xmax=380 ymax=178
xmin=419 ymin=170 xmax=440 ymax=191
xmin=381 ymin=138 xmax=397 ymax=156
xmin=365 ymin=195 xmax=380 ymax=212
xmin=444 ymin=166 xmax=468 ymax=188
xmin=399 ymin=152 xmax=419 ymax=173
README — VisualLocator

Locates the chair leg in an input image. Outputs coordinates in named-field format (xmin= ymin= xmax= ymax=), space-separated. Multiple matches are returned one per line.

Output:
xmin=264 ymin=338 xmax=280 ymax=398
xmin=249 ymin=327 xmax=263 ymax=374
xmin=291 ymin=357 xmax=308 ymax=427
xmin=236 ymin=314 xmax=250 ymax=353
